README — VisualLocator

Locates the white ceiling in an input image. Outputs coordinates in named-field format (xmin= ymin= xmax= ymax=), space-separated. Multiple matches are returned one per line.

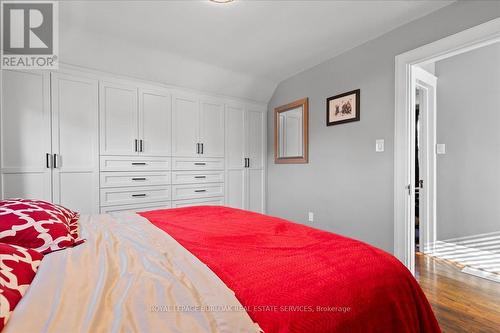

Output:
xmin=60 ymin=0 xmax=453 ymax=102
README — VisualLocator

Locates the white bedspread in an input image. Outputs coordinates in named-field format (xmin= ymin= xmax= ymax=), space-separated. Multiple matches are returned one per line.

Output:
xmin=4 ymin=212 xmax=260 ymax=333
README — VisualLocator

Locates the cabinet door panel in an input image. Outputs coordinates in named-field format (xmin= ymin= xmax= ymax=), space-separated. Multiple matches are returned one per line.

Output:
xmin=200 ymin=100 xmax=224 ymax=157
xmin=51 ymin=73 xmax=99 ymax=213
xmin=140 ymin=89 xmax=171 ymax=156
xmin=226 ymin=169 xmax=246 ymax=209
xmin=225 ymin=105 xmax=246 ymax=209
xmin=100 ymin=82 xmax=138 ymax=155
xmin=1 ymin=173 xmax=49 ymax=200
xmin=1 ymin=70 xmax=51 ymax=200
xmin=226 ymin=105 xmax=246 ymax=169
xmin=172 ymin=95 xmax=199 ymax=157
xmin=246 ymin=109 xmax=265 ymax=169
xmin=248 ymin=169 xmax=264 ymax=213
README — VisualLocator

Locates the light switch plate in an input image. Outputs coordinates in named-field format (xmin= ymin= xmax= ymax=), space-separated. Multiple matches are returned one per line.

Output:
xmin=308 ymin=212 xmax=314 ymax=222
xmin=436 ymin=144 xmax=446 ymax=154
xmin=375 ymin=139 xmax=385 ymax=152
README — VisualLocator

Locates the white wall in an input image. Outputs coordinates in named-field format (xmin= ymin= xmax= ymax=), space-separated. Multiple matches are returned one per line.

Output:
xmin=435 ymin=42 xmax=500 ymax=241
xmin=266 ymin=1 xmax=500 ymax=253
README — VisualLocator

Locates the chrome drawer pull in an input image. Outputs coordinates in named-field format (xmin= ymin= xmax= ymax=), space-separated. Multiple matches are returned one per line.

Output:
xmin=194 ymin=162 xmax=206 ymax=166
xmin=194 ymin=189 xmax=207 ymax=193
xmin=131 ymin=194 xmax=147 ymax=197
xmin=194 ymin=176 xmax=206 ymax=179
xmin=131 ymin=178 xmax=147 ymax=181
xmin=131 ymin=162 xmax=147 ymax=166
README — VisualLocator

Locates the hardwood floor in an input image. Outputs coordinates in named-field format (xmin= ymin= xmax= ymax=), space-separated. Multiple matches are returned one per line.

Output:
xmin=415 ymin=252 xmax=500 ymax=333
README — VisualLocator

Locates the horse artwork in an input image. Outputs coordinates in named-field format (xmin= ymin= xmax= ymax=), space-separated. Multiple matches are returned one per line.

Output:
xmin=327 ymin=89 xmax=360 ymax=126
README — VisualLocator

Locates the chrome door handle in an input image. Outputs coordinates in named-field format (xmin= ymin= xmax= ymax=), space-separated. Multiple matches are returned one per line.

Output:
xmin=53 ymin=154 xmax=58 ymax=169
xmin=200 ymin=143 xmax=204 ymax=154
xmin=139 ymin=140 xmax=144 ymax=153
xmin=134 ymin=139 xmax=138 ymax=152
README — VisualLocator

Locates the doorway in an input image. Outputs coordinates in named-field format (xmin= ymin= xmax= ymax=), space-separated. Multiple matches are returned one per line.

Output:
xmin=413 ymin=67 xmax=437 ymax=256
xmin=394 ymin=17 xmax=500 ymax=274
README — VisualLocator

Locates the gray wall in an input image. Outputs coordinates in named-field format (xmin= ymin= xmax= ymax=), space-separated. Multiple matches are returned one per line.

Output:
xmin=436 ymin=42 xmax=500 ymax=241
xmin=266 ymin=1 xmax=500 ymax=253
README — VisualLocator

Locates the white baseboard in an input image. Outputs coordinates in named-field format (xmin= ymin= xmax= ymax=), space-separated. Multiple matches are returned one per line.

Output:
xmin=462 ymin=266 xmax=500 ymax=283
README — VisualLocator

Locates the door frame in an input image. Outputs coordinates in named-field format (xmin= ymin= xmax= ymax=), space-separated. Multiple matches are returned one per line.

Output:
xmin=394 ymin=17 xmax=500 ymax=274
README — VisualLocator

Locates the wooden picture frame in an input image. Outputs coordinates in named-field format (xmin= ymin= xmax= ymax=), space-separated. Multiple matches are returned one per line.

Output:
xmin=274 ymin=98 xmax=309 ymax=164
xmin=326 ymin=89 xmax=360 ymax=126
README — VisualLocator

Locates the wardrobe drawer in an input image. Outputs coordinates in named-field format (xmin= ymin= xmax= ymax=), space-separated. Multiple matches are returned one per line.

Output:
xmin=100 ymin=201 xmax=171 ymax=214
xmin=172 ymin=183 xmax=224 ymax=200
xmin=171 ymin=171 xmax=224 ymax=185
xmin=100 ymin=172 xmax=171 ymax=188
xmin=100 ymin=186 xmax=171 ymax=206
xmin=172 ymin=197 xmax=224 ymax=208
xmin=172 ymin=157 xmax=224 ymax=171
xmin=100 ymin=156 xmax=171 ymax=172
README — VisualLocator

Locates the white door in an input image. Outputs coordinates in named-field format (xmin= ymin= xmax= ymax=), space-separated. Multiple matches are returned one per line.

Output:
xmin=1 ymin=70 xmax=52 ymax=201
xmin=100 ymin=81 xmax=138 ymax=155
xmin=172 ymin=94 xmax=199 ymax=157
xmin=246 ymin=108 xmax=265 ymax=212
xmin=225 ymin=105 xmax=246 ymax=209
xmin=413 ymin=66 xmax=438 ymax=254
xmin=51 ymin=73 xmax=99 ymax=214
xmin=139 ymin=88 xmax=171 ymax=156
xmin=199 ymin=99 xmax=224 ymax=157
xmin=248 ymin=169 xmax=264 ymax=213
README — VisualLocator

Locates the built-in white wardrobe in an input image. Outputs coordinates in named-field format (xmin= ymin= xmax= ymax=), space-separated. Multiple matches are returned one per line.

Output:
xmin=0 ymin=70 xmax=99 ymax=213
xmin=0 ymin=66 xmax=266 ymax=215
xmin=226 ymin=104 xmax=266 ymax=213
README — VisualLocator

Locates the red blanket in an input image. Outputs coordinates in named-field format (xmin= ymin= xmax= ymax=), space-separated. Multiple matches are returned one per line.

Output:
xmin=140 ymin=206 xmax=440 ymax=333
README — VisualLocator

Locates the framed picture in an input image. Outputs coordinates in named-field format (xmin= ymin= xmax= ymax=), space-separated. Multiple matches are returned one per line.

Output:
xmin=326 ymin=89 xmax=360 ymax=126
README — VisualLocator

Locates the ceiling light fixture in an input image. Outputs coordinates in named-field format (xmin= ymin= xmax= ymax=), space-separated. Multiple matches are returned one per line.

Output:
xmin=209 ymin=0 xmax=234 ymax=3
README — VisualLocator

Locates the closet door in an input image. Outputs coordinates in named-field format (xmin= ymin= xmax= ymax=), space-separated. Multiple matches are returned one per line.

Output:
xmin=199 ymin=99 xmax=224 ymax=157
xmin=225 ymin=105 xmax=247 ymax=209
xmin=100 ymin=81 xmax=138 ymax=155
xmin=1 ymin=70 xmax=52 ymax=200
xmin=246 ymin=108 xmax=265 ymax=213
xmin=139 ymin=88 xmax=171 ymax=156
xmin=172 ymin=94 xmax=199 ymax=157
xmin=51 ymin=73 xmax=99 ymax=214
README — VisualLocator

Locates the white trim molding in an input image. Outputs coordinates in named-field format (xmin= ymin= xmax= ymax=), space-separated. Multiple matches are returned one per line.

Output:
xmin=394 ymin=17 xmax=500 ymax=274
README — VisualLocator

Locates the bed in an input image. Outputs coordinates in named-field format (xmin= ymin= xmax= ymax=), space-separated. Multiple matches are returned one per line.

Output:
xmin=2 ymin=205 xmax=440 ymax=333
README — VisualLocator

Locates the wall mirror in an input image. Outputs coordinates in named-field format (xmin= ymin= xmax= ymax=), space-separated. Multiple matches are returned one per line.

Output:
xmin=274 ymin=98 xmax=309 ymax=164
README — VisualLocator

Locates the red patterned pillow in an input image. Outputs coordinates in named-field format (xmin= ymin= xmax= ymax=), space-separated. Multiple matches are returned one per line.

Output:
xmin=0 ymin=199 xmax=83 ymax=254
xmin=0 ymin=243 xmax=43 ymax=330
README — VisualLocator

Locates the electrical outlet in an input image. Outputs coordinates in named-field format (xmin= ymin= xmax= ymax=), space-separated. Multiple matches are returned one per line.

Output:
xmin=308 ymin=212 xmax=314 ymax=222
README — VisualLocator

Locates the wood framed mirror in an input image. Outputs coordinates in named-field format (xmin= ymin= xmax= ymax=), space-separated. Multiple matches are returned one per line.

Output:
xmin=274 ymin=98 xmax=309 ymax=164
